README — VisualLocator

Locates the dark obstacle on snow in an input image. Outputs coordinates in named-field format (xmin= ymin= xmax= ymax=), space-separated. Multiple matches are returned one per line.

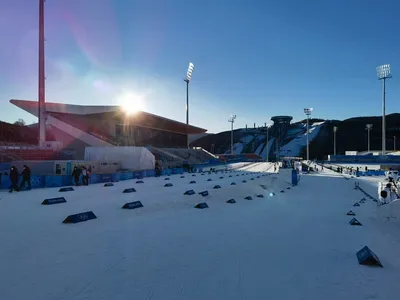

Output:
xmin=184 ymin=190 xmax=195 ymax=195
xmin=356 ymin=246 xmax=383 ymax=267
xmin=63 ymin=211 xmax=97 ymax=224
xmin=42 ymin=197 xmax=67 ymax=205
xmin=349 ymin=218 xmax=362 ymax=226
xmin=59 ymin=187 xmax=74 ymax=192
xmin=122 ymin=201 xmax=144 ymax=210
xmin=194 ymin=202 xmax=209 ymax=209
xmin=199 ymin=191 xmax=209 ymax=197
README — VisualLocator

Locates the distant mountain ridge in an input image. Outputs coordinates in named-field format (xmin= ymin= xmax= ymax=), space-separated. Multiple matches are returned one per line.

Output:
xmin=190 ymin=114 xmax=400 ymax=160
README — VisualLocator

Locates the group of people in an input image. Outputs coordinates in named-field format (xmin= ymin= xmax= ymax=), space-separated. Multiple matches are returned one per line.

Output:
xmin=335 ymin=166 xmax=368 ymax=175
xmin=7 ymin=165 xmax=31 ymax=193
xmin=72 ymin=165 xmax=90 ymax=186
xmin=2 ymin=164 xmax=90 ymax=192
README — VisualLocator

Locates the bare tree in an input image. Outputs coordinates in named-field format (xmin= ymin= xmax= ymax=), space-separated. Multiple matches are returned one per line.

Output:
xmin=14 ymin=119 xmax=26 ymax=126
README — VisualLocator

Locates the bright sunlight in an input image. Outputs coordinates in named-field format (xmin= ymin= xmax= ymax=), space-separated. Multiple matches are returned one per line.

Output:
xmin=116 ymin=92 xmax=146 ymax=115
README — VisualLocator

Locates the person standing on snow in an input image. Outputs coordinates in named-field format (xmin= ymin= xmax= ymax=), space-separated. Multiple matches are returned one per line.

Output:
xmin=155 ymin=160 xmax=161 ymax=177
xmin=9 ymin=166 xmax=19 ymax=193
xmin=82 ymin=167 xmax=89 ymax=186
xmin=86 ymin=166 xmax=91 ymax=185
xmin=72 ymin=166 xmax=81 ymax=186
xmin=19 ymin=165 xmax=31 ymax=190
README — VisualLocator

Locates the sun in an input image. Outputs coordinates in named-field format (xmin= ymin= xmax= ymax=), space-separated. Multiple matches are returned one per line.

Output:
xmin=117 ymin=92 xmax=146 ymax=115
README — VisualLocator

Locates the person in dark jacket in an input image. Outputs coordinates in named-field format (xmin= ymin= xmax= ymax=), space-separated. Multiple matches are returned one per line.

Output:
xmin=9 ymin=166 xmax=19 ymax=193
xmin=86 ymin=166 xmax=91 ymax=185
xmin=72 ymin=166 xmax=81 ymax=186
xmin=155 ymin=161 xmax=161 ymax=177
xmin=19 ymin=165 xmax=31 ymax=190
xmin=82 ymin=167 xmax=89 ymax=186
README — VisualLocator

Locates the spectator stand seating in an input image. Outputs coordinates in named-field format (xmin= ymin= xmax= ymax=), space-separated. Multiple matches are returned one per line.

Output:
xmin=49 ymin=113 xmax=118 ymax=145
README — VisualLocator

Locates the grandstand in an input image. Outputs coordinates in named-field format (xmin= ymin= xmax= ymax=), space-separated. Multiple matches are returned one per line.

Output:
xmin=0 ymin=121 xmax=71 ymax=162
xmin=146 ymin=147 xmax=218 ymax=168
xmin=4 ymin=100 xmax=264 ymax=167
xmin=9 ymin=99 xmax=208 ymax=160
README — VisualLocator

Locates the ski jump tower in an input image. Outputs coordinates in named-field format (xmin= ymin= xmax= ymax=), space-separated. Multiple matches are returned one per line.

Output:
xmin=271 ymin=116 xmax=293 ymax=161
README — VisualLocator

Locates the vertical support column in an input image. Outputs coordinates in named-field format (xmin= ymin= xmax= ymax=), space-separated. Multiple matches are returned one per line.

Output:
xmin=38 ymin=0 xmax=46 ymax=146
xmin=382 ymin=78 xmax=386 ymax=155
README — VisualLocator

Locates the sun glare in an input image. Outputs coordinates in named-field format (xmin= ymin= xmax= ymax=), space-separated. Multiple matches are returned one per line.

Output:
xmin=117 ymin=92 xmax=146 ymax=115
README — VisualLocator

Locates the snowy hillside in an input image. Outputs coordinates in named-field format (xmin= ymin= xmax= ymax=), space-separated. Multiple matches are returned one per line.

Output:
xmin=215 ymin=121 xmax=326 ymax=160
xmin=279 ymin=122 xmax=325 ymax=157
xmin=191 ymin=114 xmax=400 ymax=159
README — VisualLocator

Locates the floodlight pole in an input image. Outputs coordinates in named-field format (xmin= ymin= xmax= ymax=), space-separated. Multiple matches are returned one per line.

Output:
xmin=184 ymin=62 xmax=194 ymax=148
xmin=266 ymin=125 xmax=269 ymax=162
xmin=304 ymin=108 xmax=312 ymax=161
xmin=306 ymin=117 xmax=309 ymax=160
xmin=394 ymin=136 xmax=396 ymax=151
xmin=366 ymin=124 xmax=373 ymax=152
xmin=382 ymin=77 xmax=386 ymax=155
xmin=228 ymin=115 xmax=236 ymax=154
xmin=184 ymin=78 xmax=189 ymax=148
xmin=231 ymin=120 xmax=233 ymax=154
xmin=333 ymin=126 xmax=338 ymax=155
xmin=185 ymin=79 xmax=189 ymax=126
xmin=38 ymin=0 xmax=46 ymax=147
xmin=377 ymin=64 xmax=392 ymax=155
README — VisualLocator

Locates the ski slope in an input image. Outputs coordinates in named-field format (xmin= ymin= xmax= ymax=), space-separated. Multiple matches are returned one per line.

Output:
xmin=1 ymin=162 xmax=400 ymax=300
xmin=279 ymin=122 xmax=324 ymax=157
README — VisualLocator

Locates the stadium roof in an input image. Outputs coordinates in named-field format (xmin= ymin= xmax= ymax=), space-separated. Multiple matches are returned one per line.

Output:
xmin=10 ymin=99 xmax=207 ymax=135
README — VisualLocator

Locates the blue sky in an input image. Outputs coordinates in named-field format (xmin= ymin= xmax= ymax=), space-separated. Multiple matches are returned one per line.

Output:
xmin=0 ymin=0 xmax=399 ymax=133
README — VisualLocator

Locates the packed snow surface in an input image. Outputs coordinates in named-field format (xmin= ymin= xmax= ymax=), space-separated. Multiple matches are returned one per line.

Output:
xmin=1 ymin=162 xmax=400 ymax=300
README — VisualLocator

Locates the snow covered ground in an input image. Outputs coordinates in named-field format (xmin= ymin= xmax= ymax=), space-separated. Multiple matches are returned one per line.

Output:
xmin=1 ymin=162 xmax=400 ymax=300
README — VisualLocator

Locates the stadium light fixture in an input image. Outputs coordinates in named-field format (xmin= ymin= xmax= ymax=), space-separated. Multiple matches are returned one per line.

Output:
xmin=228 ymin=114 xmax=237 ymax=155
xmin=184 ymin=62 xmax=194 ymax=148
xmin=333 ymin=126 xmax=338 ymax=155
xmin=304 ymin=108 xmax=313 ymax=161
xmin=376 ymin=64 xmax=392 ymax=155
xmin=184 ymin=62 xmax=194 ymax=125
xmin=366 ymin=124 xmax=373 ymax=152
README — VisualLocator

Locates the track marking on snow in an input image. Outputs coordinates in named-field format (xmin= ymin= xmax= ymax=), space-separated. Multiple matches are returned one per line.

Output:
xmin=67 ymin=256 xmax=127 ymax=300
